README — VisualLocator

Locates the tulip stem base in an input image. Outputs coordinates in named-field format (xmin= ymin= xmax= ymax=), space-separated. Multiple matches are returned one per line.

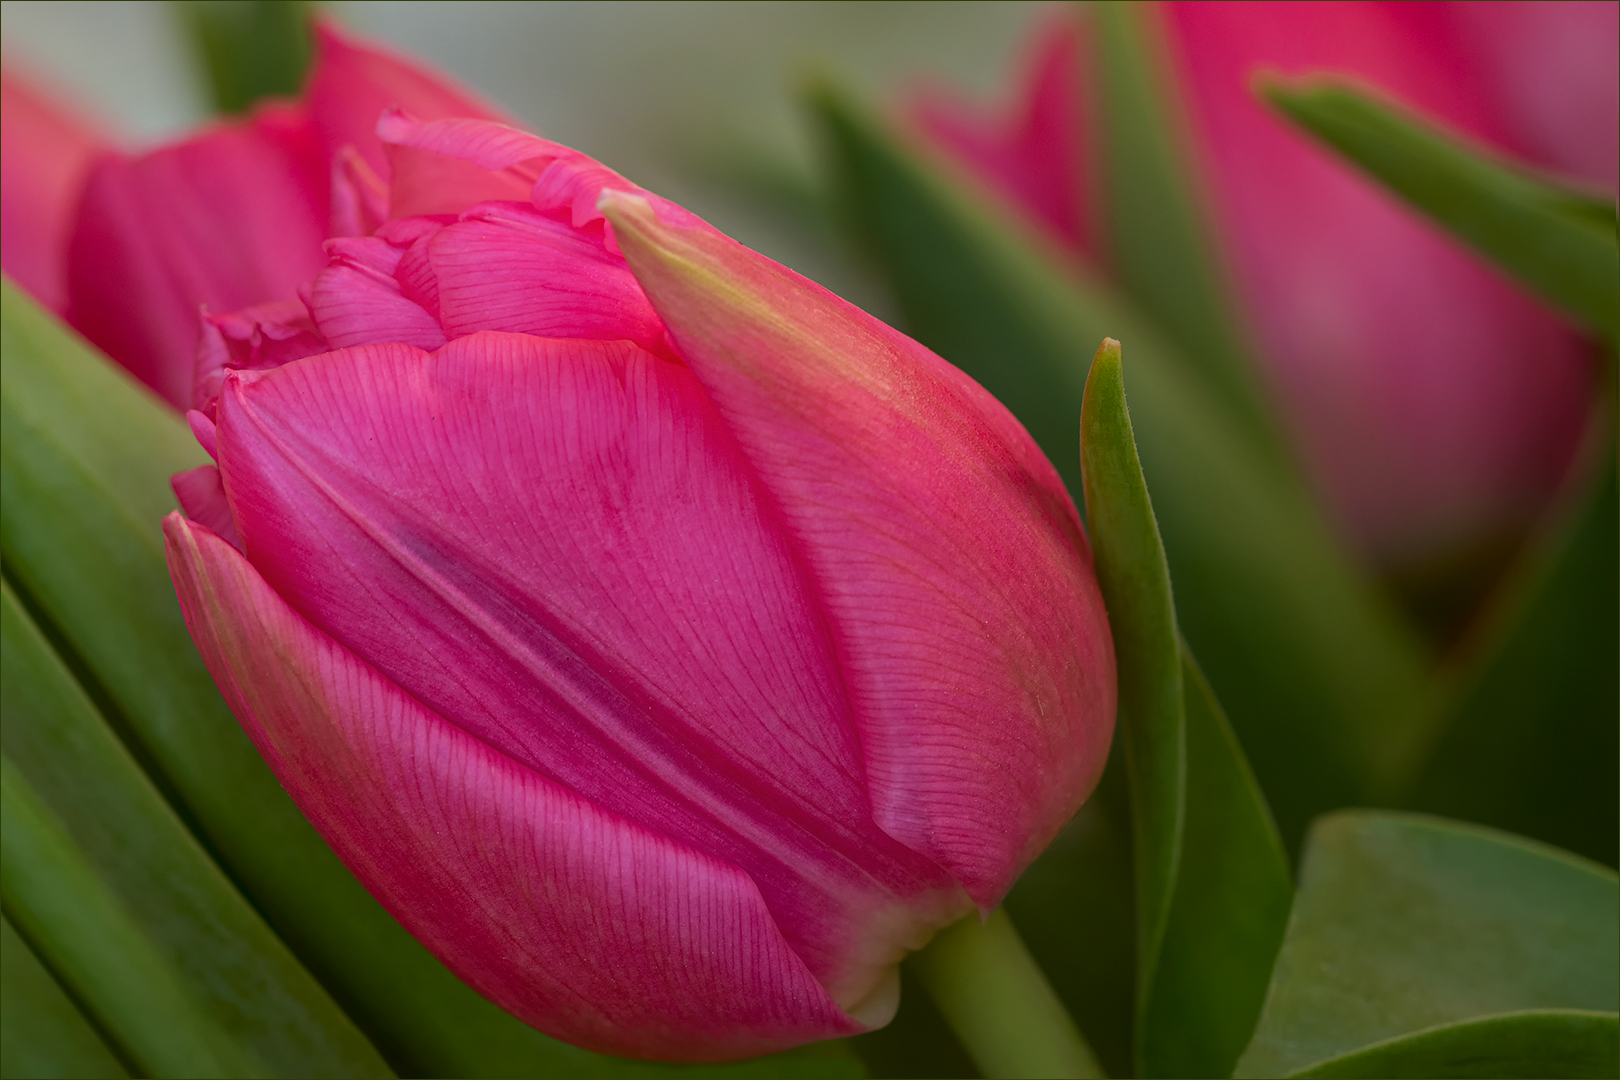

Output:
xmin=911 ymin=907 xmax=1105 ymax=1079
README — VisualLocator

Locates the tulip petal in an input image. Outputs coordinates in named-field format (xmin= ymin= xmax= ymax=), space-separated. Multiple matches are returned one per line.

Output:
xmin=163 ymin=514 xmax=860 ymax=1061
xmin=1 ymin=69 xmax=106 ymax=314
xmin=907 ymin=15 xmax=1090 ymax=253
xmin=66 ymin=108 xmax=327 ymax=409
xmin=427 ymin=202 xmax=668 ymax=355
xmin=307 ymin=239 xmax=444 ymax=351
xmin=171 ymin=466 xmax=242 ymax=551
xmin=604 ymin=194 xmax=1116 ymax=906
xmin=213 ymin=334 xmax=967 ymax=1016
xmin=303 ymin=20 xmax=511 ymax=183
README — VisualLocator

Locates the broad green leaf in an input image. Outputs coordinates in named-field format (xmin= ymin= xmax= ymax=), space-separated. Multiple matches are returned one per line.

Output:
xmin=1079 ymin=340 xmax=1293 ymax=1077
xmin=1236 ymin=811 xmax=1619 ymax=1078
xmin=1291 ymin=1010 xmax=1619 ymax=1080
xmin=176 ymin=0 xmax=315 ymax=115
xmin=0 ymin=281 xmax=865 ymax=1080
xmin=1 ymin=913 xmax=130 ymax=1080
xmin=810 ymin=91 xmax=1429 ymax=852
xmin=1408 ymin=435 xmax=1617 ymax=866
xmin=1260 ymin=78 xmax=1619 ymax=341
xmin=2 ymin=579 xmax=390 ymax=1077
xmin=1093 ymin=1 xmax=1281 ymax=452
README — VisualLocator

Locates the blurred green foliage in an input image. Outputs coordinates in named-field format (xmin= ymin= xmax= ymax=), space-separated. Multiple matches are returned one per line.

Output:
xmin=175 ymin=0 xmax=316 ymax=114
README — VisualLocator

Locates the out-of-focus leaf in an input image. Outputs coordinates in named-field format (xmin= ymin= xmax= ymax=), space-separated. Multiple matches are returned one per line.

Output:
xmin=1093 ymin=2 xmax=1280 ymax=452
xmin=1079 ymin=340 xmax=1292 ymax=1077
xmin=1290 ymin=1010 xmax=1619 ymax=1080
xmin=1407 ymin=425 xmax=1618 ymax=865
xmin=2 ymin=579 xmax=391 ymax=1077
xmin=0 ymin=280 xmax=865 ymax=1080
xmin=809 ymin=90 xmax=1429 ymax=853
xmin=1 ymin=913 xmax=130 ymax=1080
xmin=1236 ymin=811 xmax=1619 ymax=1078
xmin=1260 ymin=78 xmax=1619 ymax=341
xmin=176 ymin=0 xmax=315 ymax=115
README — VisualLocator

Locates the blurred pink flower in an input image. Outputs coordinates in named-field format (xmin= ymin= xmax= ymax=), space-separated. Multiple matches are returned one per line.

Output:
xmin=908 ymin=1 xmax=1615 ymax=565
xmin=2 ymin=21 xmax=503 ymax=409
xmin=148 ymin=74 xmax=1114 ymax=1063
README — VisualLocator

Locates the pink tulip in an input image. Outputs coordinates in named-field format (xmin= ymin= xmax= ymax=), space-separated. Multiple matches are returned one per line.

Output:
xmin=908 ymin=2 xmax=1615 ymax=566
xmin=1 ymin=20 xmax=505 ymax=410
xmin=1 ymin=69 xmax=106 ymax=315
xmin=161 ymin=105 xmax=1116 ymax=1058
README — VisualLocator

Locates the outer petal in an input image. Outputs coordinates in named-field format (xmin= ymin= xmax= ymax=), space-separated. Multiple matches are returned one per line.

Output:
xmin=1161 ymin=0 xmax=1596 ymax=561
xmin=1 ymin=69 xmax=106 ymax=313
xmin=303 ymin=19 xmax=511 ymax=183
xmin=65 ymin=106 xmax=327 ymax=409
xmin=602 ymin=193 xmax=1117 ymax=907
xmin=163 ymin=514 xmax=858 ymax=1061
xmin=212 ymin=335 xmax=967 ymax=1017
xmin=906 ymin=15 xmax=1090 ymax=253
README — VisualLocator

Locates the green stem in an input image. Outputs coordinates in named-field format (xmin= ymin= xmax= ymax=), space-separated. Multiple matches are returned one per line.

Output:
xmin=911 ymin=908 xmax=1105 ymax=1079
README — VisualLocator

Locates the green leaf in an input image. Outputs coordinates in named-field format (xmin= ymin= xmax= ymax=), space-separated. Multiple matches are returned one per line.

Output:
xmin=0 ymin=281 xmax=863 ymax=1079
xmin=809 ymin=89 xmax=1430 ymax=853
xmin=176 ymin=0 xmax=315 ymax=115
xmin=1093 ymin=2 xmax=1280 ymax=453
xmin=1079 ymin=340 xmax=1294 ymax=1078
xmin=1290 ymin=1010 xmax=1619 ymax=1080
xmin=1 ymin=913 xmax=130 ymax=1080
xmin=1259 ymin=78 xmax=1619 ymax=341
xmin=1407 ymin=427 xmax=1618 ymax=866
xmin=1236 ymin=811 xmax=1619 ymax=1078
xmin=2 ymin=579 xmax=390 ymax=1077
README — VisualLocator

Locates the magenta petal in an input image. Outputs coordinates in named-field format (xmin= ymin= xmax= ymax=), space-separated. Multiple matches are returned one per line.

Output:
xmin=1 ymin=69 xmax=106 ymax=314
xmin=328 ymin=145 xmax=390 ymax=237
xmin=65 ymin=107 xmax=327 ymax=409
xmin=304 ymin=20 xmax=511 ymax=183
xmin=604 ymin=195 xmax=1117 ymax=907
xmin=171 ymin=466 xmax=242 ymax=550
xmin=308 ymin=239 xmax=445 ymax=350
xmin=212 ymin=333 xmax=968 ymax=1013
xmin=428 ymin=202 xmax=667 ymax=354
xmin=163 ymin=514 xmax=860 ymax=1061
xmin=907 ymin=15 xmax=1090 ymax=253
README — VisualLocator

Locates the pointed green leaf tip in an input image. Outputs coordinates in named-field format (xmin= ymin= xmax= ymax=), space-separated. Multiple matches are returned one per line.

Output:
xmin=1079 ymin=339 xmax=1292 ymax=1077
xmin=1259 ymin=76 xmax=1619 ymax=341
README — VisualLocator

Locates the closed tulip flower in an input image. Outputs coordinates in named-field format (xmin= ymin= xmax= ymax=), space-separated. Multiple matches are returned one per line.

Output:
xmin=160 ymin=103 xmax=1117 ymax=1058
xmin=909 ymin=2 xmax=1615 ymax=568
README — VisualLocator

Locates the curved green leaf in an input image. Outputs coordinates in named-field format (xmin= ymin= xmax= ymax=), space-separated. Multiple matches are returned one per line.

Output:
xmin=1236 ymin=811 xmax=1619 ymax=1078
xmin=809 ymin=88 xmax=1430 ymax=854
xmin=3 ymin=579 xmax=390 ymax=1077
xmin=0 ymin=281 xmax=864 ymax=1079
xmin=1260 ymin=78 xmax=1619 ymax=341
xmin=1080 ymin=341 xmax=1293 ymax=1078
xmin=1290 ymin=1010 xmax=1619 ymax=1080
xmin=1 ymin=913 xmax=130 ymax=1080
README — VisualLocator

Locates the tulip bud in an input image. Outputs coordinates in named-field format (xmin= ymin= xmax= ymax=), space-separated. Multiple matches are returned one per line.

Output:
xmin=164 ymin=112 xmax=1115 ymax=1061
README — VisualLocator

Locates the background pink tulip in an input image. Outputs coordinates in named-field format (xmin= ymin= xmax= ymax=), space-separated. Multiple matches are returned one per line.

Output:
xmin=2 ymin=20 xmax=505 ymax=411
xmin=0 ymin=68 xmax=105 ymax=315
xmin=162 ymin=109 xmax=1116 ymax=1060
xmin=908 ymin=1 xmax=1615 ymax=568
